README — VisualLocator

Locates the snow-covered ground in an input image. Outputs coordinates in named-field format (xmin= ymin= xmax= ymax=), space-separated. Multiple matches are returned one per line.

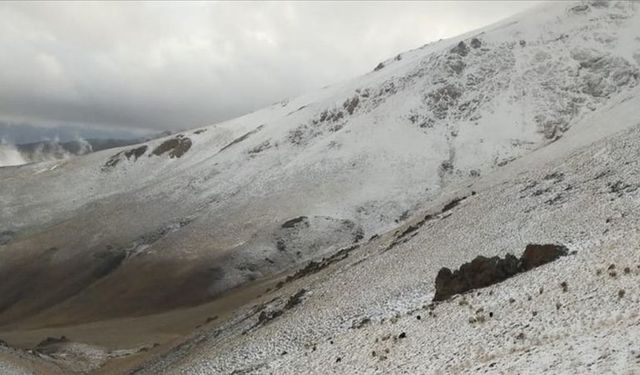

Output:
xmin=0 ymin=1 xmax=640 ymax=373
xmin=134 ymin=103 xmax=640 ymax=374
xmin=0 ymin=0 xmax=638 ymax=324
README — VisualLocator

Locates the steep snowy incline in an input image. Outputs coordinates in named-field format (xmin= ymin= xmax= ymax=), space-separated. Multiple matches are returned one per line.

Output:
xmin=131 ymin=93 xmax=640 ymax=375
xmin=0 ymin=0 xmax=639 ymax=325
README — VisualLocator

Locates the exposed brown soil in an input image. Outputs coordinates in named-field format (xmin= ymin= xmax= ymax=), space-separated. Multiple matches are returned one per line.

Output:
xmin=0 ymin=273 xmax=285 ymax=373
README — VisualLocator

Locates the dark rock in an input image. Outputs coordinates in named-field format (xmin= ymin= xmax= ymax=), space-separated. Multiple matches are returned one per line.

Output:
xmin=440 ymin=160 xmax=454 ymax=174
xmin=543 ymin=172 xmax=564 ymax=181
xmin=151 ymin=136 xmax=192 ymax=158
xmin=219 ymin=125 xmax=265 ymax=152
xmin=343 ymin=96 xmax=360 ymax=115
xmin=450 ymin=41 xmax=469 ymax=57
xmin=351 ymin=317 xmax=371 ymax=329
xmin=608 ymin=180 xmax=638 ymax=197
xmin=569 ymin=4 xmax=590 ymax=13
xmin=544 ymin=194 xmax=563 ymax=205
xmin=470 ymin=38 xmax=482 ymax=49
xmin=532 ymin=187 xmax=551 ymax=196
xmin=277 ymin=244 xmax=359 ymax=287
xmin=398 ymin=221 xmax=425 ymax=239
xmin=103 ymin=145 xmax=149 ymax=170
xmin=124 ymin=145 xmax=148 ymax=161
xmin=433 ymin=244 xmax=568 ymax=301
xmin=281 ymin=216 xmax=309 ymax=228
xmin=374 ymin=62 xmax=385 ymax=71
xmin=288 ymin=127 xmax=306 ymax=146
xmin=103 ymin=152 xmax=124 ymax=169
xmin=427 ymin=84 xmax=463 ymax=119
xmin=442 ymin=196 xmax=465 ymax=212
xmin=520 ymin=244 xmax=568 ymax=271
xmin=257 ymin=309 xmax=283 ymax=325
xmin=353 ymin=228 xmax=365 ymax=243
xmin=284 ymin=289 xmax=307 ymax=310
xmin=589 ymin=0 xmax=609 ymax=8
xmin=448 ymin=59 xmax=466 ymax=75
xmin=433 ymin=254 xmax=520 ymax=301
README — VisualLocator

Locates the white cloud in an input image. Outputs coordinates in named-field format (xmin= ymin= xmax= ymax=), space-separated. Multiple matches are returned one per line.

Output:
xmin=0 ymin=1 xmax=541 ymax=133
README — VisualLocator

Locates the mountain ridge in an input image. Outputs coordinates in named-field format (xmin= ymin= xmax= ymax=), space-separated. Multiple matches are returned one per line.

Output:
xmin=0 ymin=0 xmax=639 ymax=331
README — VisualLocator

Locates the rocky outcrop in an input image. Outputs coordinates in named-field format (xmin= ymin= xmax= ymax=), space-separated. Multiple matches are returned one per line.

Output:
xmin=151 ymin=135 xmax=192 ymax=158
xmin=102 ymin=145 xmax=149 ymax=170
xmin=253 ymin=289 xmax=308 ymax=330
xmin=433 ymin=243 xmax=568 ymax=301
xmin=433 ymin=255 xmax=520 ymax=302
xmin=520 ymin=243 xmax=569 ymax=271
xmin=450 ymin=41 xmax=469 ymax=57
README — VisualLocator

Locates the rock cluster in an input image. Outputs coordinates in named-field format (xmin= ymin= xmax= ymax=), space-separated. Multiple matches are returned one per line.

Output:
xmin=151 ymin=135 xmax=192 ymax=158
xmin=433 ymin=244 xmax=568 ymax=301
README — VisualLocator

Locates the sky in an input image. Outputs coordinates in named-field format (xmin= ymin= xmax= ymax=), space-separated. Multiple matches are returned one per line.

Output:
xmin=0 ymin=1 xmax=542 ymax=140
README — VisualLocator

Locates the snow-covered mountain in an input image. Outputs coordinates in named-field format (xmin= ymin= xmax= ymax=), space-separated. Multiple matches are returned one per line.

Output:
xmin=1 ymin=0 xmax=639 ymax=324
xmin=0 ymin=2 xmax=640 ymax=373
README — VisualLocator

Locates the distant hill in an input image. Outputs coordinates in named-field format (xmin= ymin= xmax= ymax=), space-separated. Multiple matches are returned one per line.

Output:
xmin=17 ymin=138 xmax=145 ymax=158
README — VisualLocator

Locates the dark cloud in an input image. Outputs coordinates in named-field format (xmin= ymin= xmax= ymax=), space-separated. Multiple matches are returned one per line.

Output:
xmin=0 ymin=1 xmax=540 ymax=133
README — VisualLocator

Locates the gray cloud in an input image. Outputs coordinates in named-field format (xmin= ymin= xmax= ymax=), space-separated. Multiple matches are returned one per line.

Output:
xmin=0 ymin=1 xmax=541 ymax=133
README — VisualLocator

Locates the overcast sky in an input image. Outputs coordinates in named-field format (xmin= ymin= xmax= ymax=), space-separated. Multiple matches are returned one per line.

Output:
xmin=0 ymin=1 xmax=541 ymax=136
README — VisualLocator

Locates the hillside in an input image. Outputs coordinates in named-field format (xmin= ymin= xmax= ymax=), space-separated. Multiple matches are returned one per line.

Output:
xmin=132 ymin=93 xmax=640 ymax=374
xmin=0 ymin=1 xmax=639 ymax=373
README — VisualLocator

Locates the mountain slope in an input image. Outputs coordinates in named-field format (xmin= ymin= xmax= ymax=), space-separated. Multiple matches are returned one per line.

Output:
xmin=135 ymin=112 xmax=640 ymax=374
xmin=0 ymin=0 xmax=639 ymax=330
